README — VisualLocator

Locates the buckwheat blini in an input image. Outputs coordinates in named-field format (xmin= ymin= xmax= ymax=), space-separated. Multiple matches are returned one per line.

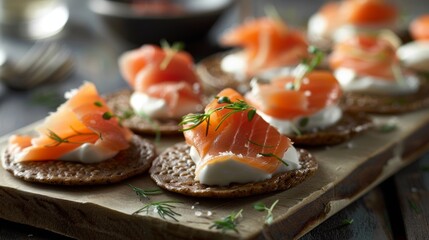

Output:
xmin=2 ymin=82 xmax=156 ymax=185
xmin=150 ymin=88 xmax=317 ymax=198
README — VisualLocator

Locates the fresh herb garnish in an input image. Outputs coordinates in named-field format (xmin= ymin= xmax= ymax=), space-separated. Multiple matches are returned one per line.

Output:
xmin=293 ymin=46 xmax=324 ymax=90
xmin=248 ymin=139 xmax=274 ymax=148
xmin=391 ymin=64 xmax=406 ymax=86
xmin=134 ymin=200 xmax=182 ymax=222
xmin=298 ymin=117 xmax=309 ymax=128
xmin=180 ymin=96 xmax=256 ymax=135
xmin=159 ymin=40 xmax=184 ymax=70
xmin=378 ymin=123 xmax=397 ymax=133
xmin=94 ymin=101 xmax=103 ymax=107
xmin=209 ymin=209 xmax=243 ymax=233
xmin=258 ymin=153 xmax=289 ymax=166
xmin=129 ymin=184 xmax=162 ymax=200
xmin=340 ymin=218 xmax=354 ymax=227
xmin=253 ymin=199 xmax=279 ymax=225
xmin=408 ymin=199 xmax=422 ymax=214
xmin=102 ymin=112 xmax=113 ymax=120
xmin=290 ymin=122 xmax=302 ymax=136
xmin=45 ymin=127 xmax=101 ymax=147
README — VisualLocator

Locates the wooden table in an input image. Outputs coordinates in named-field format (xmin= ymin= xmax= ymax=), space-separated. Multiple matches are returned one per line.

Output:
xmin=0 ymin=1 xmax=428 ymax=239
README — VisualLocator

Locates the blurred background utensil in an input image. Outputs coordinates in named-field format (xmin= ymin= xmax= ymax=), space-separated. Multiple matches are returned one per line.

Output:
xmin=0 ymin=42 xmax=74 ymax=90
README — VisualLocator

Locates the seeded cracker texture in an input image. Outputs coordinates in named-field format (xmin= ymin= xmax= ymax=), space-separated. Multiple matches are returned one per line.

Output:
xmin=1 ymin=135 xmax=156 ymax=185
xmin=341 ymin=74 xmax=429 ymax=114
xmin=105 ymin=89 xmax=182 ymax=135
xmin=291 ymin=111 xmax=373 ymax=146
xmin=149 ymin=142 xmax=318 ymax=198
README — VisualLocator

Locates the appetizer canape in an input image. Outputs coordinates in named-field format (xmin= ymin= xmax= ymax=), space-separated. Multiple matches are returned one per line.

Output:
xmin=397 ymin=14 xmax=429 ymax=73
xmin=107 ymin=43 xmax=204 ymax=135
xmin=330 ymin=32 xmax=429 ymax=113
xmin=245 ymin=47 xmax=372 ymax=146
xmin=197 ymin=16 xmax=308 ymax=93
xmin=1 ymin=82 xmax=156 ymax=185
xmin=308 ymin=0 xmax=399 ymax=50
xmin=150 ymin=88 xmax=317 ymax=198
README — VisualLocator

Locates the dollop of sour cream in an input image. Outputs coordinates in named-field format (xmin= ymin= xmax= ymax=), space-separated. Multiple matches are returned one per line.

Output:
xmin=189 ymin=146 xmax=301 ymax=186
xmin=130 ymin=92 xmax=201 ymax=119
xmin=59 ymin=143 xmax=118 ymax=163
xmin=397 ymin=41 xmax=429 ymax=72
xmin=220 ymin=52 xmax=247 ymax=81
xmin=258 ymin=105 xmax=343 ymax=135
xmin=334 ymin=68 xmax=420 ymax=95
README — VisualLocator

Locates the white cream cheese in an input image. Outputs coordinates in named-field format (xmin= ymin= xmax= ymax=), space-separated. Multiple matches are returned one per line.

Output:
xmin=59 ymin=143 xmax=118 ymax=163
xmin=189 ymin=146 xmax=300 ymax=186
xmin=130 ymin=92 xmax=201 ymax=119
xmin=258 ymin=105 xmax=342 ymax=135
xmin=334 ymin=68 xmax=420 ymax=95
xmin=397 ymin=41 xmax=429 ymax=72
xmin=220 ymin=52 xmax=247 ymax=81
xmin=308 ymin=13 xmax=332 ymax=41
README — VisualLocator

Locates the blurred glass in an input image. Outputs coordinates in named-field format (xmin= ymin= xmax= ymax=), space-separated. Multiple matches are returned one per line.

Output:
xmin=0 ymin=0 xmax=69 ymax=39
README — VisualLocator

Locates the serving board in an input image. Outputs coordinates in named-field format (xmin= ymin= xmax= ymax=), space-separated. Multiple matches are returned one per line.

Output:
xmin=1 ymin=108 xmax=429 ymax=240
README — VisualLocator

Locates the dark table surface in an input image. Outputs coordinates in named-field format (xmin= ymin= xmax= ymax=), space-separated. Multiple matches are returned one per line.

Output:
xmin=1 ymin=0 xmax=428 ymax=239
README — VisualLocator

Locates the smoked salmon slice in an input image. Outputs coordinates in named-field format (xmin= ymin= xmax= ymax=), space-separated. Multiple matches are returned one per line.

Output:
xmin=329 ymin=34 xmax=399 ymax=79
xmin=410 ymin=14 xmax=429 ymax=41
xmin=118 ymin=44 xmax=203 ymax=116
xmin=220 ymin=17 xmax=308 ymax=76
xmin=245 ymin=71 xmax=342 ymax=119
xmin=8 ymin=82 xmax=132 ymax=162
xmin=183 ymin=88 xmax=291 ymax=175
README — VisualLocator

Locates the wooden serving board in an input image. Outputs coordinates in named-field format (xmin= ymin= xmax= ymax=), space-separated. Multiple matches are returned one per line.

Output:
xmin=1 ymin=108 xmax=429 ymax=240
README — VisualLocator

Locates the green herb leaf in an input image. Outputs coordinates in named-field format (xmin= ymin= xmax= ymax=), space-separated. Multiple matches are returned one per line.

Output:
xmin=293 ymin=46 xmax=324 ymax=90
xmin=408 ymin=199 xmax=422 ymax=214
xmin=129 ymin=184 xmax=162 ymax=200
xmin=209 ymin=209 xmax=243 ymax=233
xmin=298 ymin=117 xmax=309 ymax=128
xmin=134 ymin=200 xmax=182 ymax=222
xmin=253 ymin=200 xmax=279 ymax=225
xmin=258 ymin=153 xmax=289 ymax=166
xmin=94 ymin=101 xmax=103 ymax=107
xmin=248 ymin=139 xmax=274 ymax=148
xmin=180 ymin=96 xmax=255 ymax=135
xmin=31 ymin=91 xmax=64 ymax=109
xmin=45 ymin=127 xmax=101 ymax=147
xmin=378 ymin=123 xmax=397 ymax=133
xmin=341 ymin=219 xmax=354 ymax=225
xmin=217 ymin=96 xmax=232 ymax=104
xmin=159 ymin=40 xmax=185 ymax=70
xmin=253 ymin=203 xmax=266 ymax=211
xmin=247 ymin=109 xmax=256 ymax=121
xmin=102 ymin=112 xmax=113 ymax=120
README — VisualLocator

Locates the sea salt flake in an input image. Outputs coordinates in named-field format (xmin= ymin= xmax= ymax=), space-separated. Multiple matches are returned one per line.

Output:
xmin=195 ymin=211 xmax=202 ymax=217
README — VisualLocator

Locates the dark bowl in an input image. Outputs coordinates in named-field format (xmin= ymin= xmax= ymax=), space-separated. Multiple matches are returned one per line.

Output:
xmin=89 ymin=0 xmax=234 ymax=45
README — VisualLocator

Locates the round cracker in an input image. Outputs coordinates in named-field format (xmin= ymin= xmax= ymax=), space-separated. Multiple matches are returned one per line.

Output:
xmin=149 ymin=142 xmax=317 ymax=198
xmin=340 ymin=74 xmax=429 ymax=114
xmin=290 ymin=111 xmax=373 ymax=146
xmin=1 ymin=135 xmax=156 ymax=185
xmin=105 ymin=89 xmax=182 ymax=135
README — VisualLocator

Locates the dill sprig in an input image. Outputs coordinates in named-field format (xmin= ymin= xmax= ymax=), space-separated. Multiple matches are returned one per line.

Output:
xmin=129 ymin=184 xmax=162 ymax=200
xmin=293 ymin=46 xmax=324 ymax=90
xmin=180 ymin=96 xmax=256 ymax=135
xmin=253 ymin=199 xmax=279 ymax=225
xmin=45 ymin=126 xmax=101 ymax=147
xmin=134 ymin=200 xmax=182 ymax=222
xmin=160 ymin=40 xmax=184 ymax=70
xmin=209 ymin=209 xmax=243 ymax=233
xmin=258 ymin=152 xmax=289 ymax=166
xmin=248 ymin=139 xmax=274 ymax=148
